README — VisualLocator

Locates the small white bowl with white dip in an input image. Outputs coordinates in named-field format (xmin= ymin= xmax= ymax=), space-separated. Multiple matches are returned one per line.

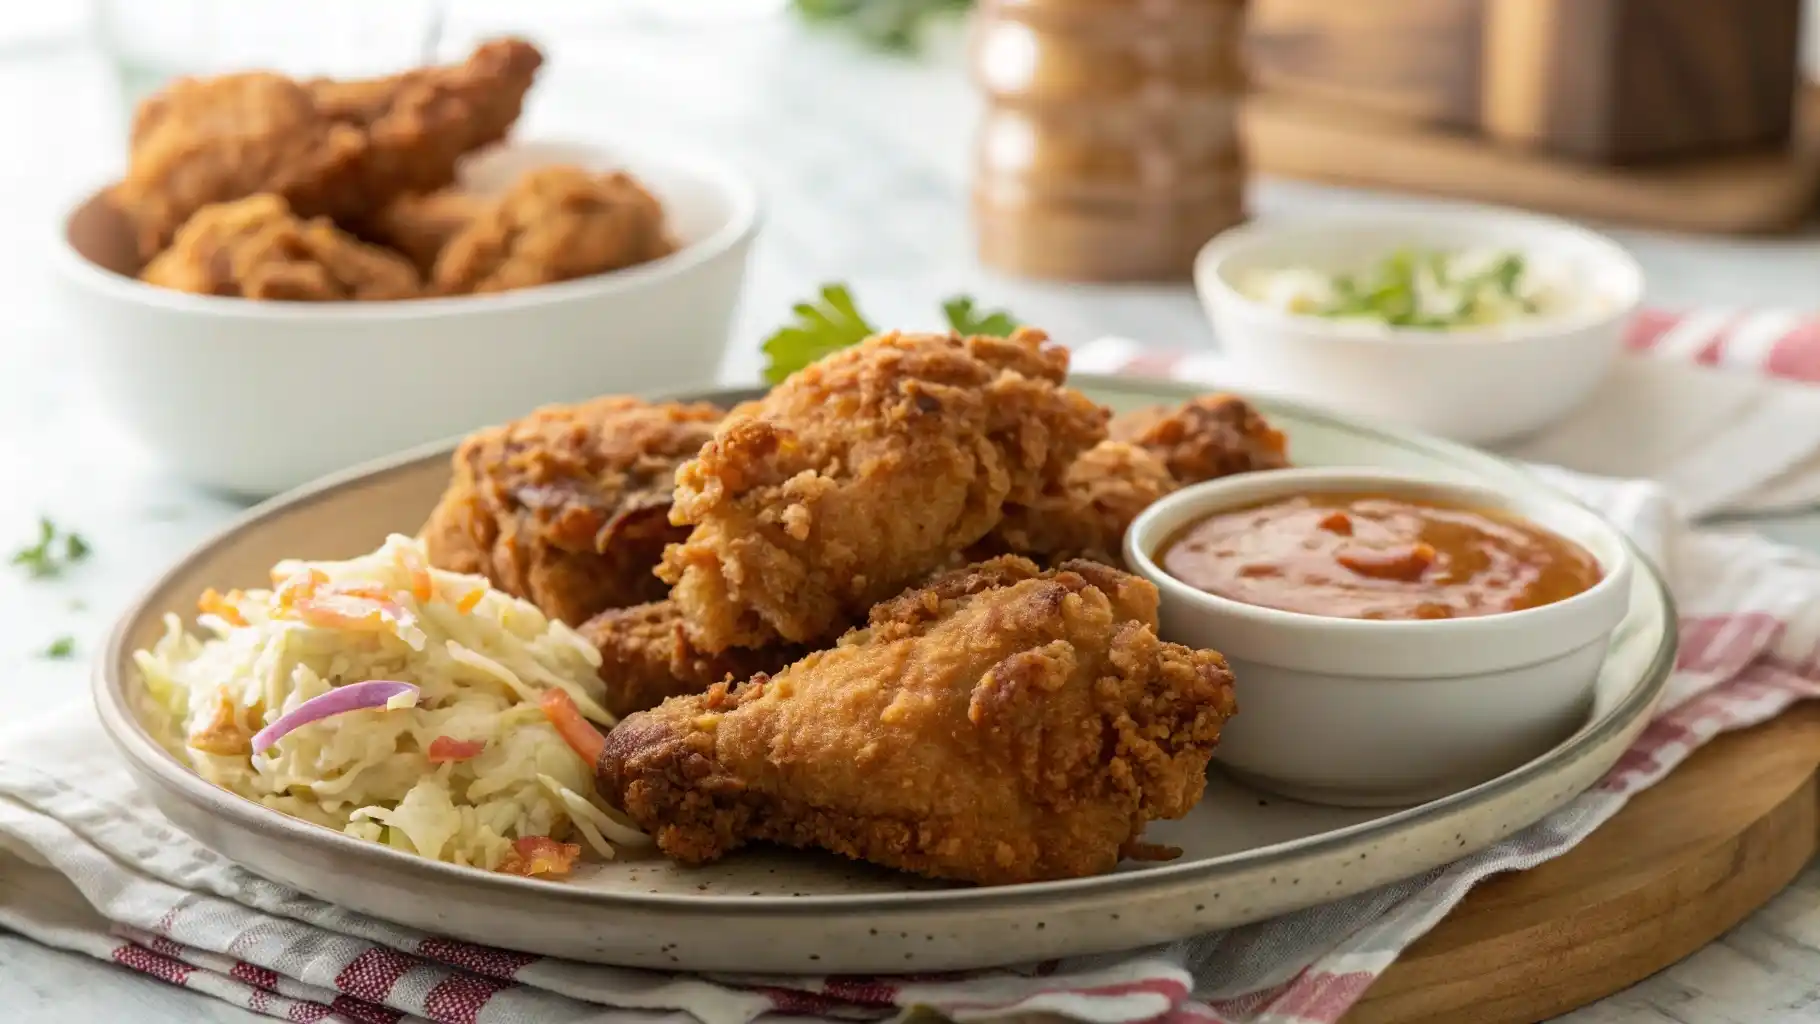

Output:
xmin=1193 ymin=209 xmax=1643 ymax=445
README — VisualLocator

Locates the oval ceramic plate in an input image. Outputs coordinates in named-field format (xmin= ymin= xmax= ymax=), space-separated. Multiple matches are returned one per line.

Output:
xmin=93 ymin=377 xmax=1675 ymax=974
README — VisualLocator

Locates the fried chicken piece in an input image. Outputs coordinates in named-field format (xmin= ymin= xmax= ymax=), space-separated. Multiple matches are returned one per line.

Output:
xmin=599 ymin=557 xmax=1237 ymax=885
xmin=113 ymin=73 xmax=368 ymax=261
xmin=580 ymin=601 xmax=806 ymax=719
xmin=980 ymin=395 xmax=1289 ymax=567
xmin=431 ymin=167 xmax=675 ymax=295
xmin=978 ymin=441 xmax=1179 ymax=566
xmin=422 ymin=397 xmax=722 ymax=626
xmin=112 ymin=39 xmax=541 ymax=264
xmin=1109 ymin=393 xmax=1289 ymax=484
xmin=140 ymin=194 xmax=421 ymax=300
xmin=304 ymin=37 xmax=543 ymax=203
xmin=658 ymin=329 xmax=1108 ymax=650
xmin=362 ymin=188 xmax=485 ymax=275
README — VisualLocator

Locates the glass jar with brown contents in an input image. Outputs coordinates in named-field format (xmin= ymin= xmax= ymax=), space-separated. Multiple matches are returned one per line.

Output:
xmin=970 ymin=0 xmax=1249 ymax=282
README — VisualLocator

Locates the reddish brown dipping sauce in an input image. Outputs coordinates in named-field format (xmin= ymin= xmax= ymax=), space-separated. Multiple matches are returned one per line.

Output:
xmin=1160 ymin=493 xmax=1602 ymax=620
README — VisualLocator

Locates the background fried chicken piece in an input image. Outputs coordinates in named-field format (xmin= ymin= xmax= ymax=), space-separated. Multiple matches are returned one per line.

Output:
xmin=657 ymin=329 xmax=1108 ymax=650
xmin=140 ymin=194 xmax=420 ymax=300
xmin=113 ymin=72 xmax=368 ymax=261
xmin=599 ymin=557 xmax=1238 ymax=885
xmin=361 ymin=188 xmax=484 ymax=275
xmin=111 ymin=39 xmax=541 ymax=264
xmin=305 ymin=37 xmax=543 ymax=203
xmin=430 ymin=167 xmax=674 ymax=294
xmin=977 ymin=441 xmax=1179 ymax=566
xmin=1109 ymin=393 xmax=1289 ymax=484
xmin=422 ymin=397 xmax=722 ymax=626
xmin=579 ymin=601 xmax=806 ymax=719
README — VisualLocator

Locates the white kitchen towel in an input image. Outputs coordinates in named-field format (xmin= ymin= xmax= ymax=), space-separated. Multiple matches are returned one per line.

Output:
xmin=3 ymin=469 xmax=1819 ymax=1024
xmin=1073 ymin=307 xmax=1820 ymax=519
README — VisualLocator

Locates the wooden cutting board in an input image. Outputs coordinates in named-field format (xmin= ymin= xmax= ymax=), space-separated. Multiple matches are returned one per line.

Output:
xmin=1246 ymin=86 xmax=1820 ymax=234
xmin=1347 ymin=703 xmax=1820 ymax=1023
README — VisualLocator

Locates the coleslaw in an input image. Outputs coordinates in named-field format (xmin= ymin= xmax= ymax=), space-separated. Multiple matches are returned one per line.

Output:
xmin=135 ymin=534 xmax=646 ymax=877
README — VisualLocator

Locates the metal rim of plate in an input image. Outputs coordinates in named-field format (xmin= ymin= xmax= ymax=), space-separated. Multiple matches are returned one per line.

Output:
xmin=92 ymin=375 xmax=1677 ymax=912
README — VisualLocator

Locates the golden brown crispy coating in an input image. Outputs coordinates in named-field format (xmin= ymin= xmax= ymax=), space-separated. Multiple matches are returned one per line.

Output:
xmin=1109 ymin=393 xmax=1289 ymax=485
xmin=599 ymin=556 xmax=1238 ymax=885
xmin=978 ymin=441 xmax=1179 ymax=566
xmin=304 ymin=38 xmax=543 ymax=202
xmin=579 ymin=601 xmax=806 ymax=719
xmin=422 ymin=397 xmax=722 ymax=627
xmin=112 ymin=39 xmax=541 ymax=264
xmin=362 ymin=188 xmax=485 ymax=275
xmin=140 ymin=194 xmax=421 ymax=300
xmin=114 ymin=73 xmax=368 ymax=261
xmin=657 ymin=328 xmax=1108 ymax=650
xmin=431 ymin=167 xmax=674 ymax=295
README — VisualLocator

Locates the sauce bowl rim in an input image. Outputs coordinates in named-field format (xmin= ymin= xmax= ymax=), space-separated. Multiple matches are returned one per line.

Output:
xmin=1124 ymin=465 xmax=1635 ymax=638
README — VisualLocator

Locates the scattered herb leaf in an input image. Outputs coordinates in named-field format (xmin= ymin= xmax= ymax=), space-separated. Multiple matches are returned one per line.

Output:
xmin=761 ymin=283 xmax=877 ymax=384
xmin=11 ymin=518 xmax=91 ymax=579
xmin=790 ymin=0 xmax=972 ymax=53
xmin=41 ymin=636 xmax=75 ymax=659
xmin=941 ymin=295 xmax=1020 ymax=338
xmin=65 ymin=532 xmax=90 ymax=563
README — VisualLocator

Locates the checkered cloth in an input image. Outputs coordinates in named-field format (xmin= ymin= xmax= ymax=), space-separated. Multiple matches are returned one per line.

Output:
xmin=3 ymin=310 xmax=1819 ymax=1024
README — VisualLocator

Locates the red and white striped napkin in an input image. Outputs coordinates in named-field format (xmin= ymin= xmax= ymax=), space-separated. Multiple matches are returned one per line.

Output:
xmin=1074 ymin=308 xmax=1820 ymax=519
xmin=4 ymin=306 xmax=1820 ymax=1024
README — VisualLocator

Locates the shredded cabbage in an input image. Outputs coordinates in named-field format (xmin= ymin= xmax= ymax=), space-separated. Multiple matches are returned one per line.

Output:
xmin=136 ymin=534 xmax=645 ymax=874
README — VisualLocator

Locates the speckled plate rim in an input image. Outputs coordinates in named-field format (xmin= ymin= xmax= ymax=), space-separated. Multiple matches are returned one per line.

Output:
xmin=93 ymin=375 xmax=1676 ymax=913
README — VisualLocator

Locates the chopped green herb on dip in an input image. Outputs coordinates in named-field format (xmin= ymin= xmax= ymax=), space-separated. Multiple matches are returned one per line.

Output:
xmin=1240 ymin=249 xmax=1562 ymax=330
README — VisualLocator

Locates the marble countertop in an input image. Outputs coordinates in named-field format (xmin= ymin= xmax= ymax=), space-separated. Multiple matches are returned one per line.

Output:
xmin=4 ymin=10 xmax=1820 ymax=1022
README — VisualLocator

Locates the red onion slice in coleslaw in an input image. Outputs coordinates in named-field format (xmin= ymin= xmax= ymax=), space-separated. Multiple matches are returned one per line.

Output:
xmin=251 ymin=680 xmax=420 ymax=755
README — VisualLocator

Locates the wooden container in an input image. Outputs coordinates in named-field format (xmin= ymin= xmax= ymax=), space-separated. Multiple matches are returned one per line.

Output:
xmin=970 ymin=0 xmax=1250 ymax=282
xmin=1250 ymin=0 xmax=1803 ymax=164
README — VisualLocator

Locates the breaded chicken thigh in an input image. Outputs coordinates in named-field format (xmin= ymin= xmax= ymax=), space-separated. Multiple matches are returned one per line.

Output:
xmin=1109 ymin=393 xmax=1289 ymax=484
xmin=140 ymin=194 xmax=420 ymax=300
xmin=578 ymin=601 xmax=805 ymax=719
xmin=658 ymin=328 xmax=1107 ymax=650
xmin=361 ymin=188 xmax=486 ymax=275
xmin=422 ymin=397 xmax=721 ymax=626
xmin=431 ymin=167 xmax=674 ymax=295
xmin=979 ymin=441 xmax=1179 ymax=565
xmin=598 ymin=557 xmax=1238 ymax=884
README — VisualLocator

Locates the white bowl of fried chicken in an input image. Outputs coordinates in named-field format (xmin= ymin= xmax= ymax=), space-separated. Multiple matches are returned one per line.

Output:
xmin=52 ymin=39 xmax=759 ymax=497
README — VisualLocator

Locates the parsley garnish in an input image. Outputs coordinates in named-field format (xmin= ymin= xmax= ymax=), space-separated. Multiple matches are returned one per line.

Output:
xmin=761 ymin=284 xmax=877 ymax=384
xmin=761 ymin=284 xmax=1028 ymax=383
xmin=11 ymin=518 xmax=91 ymax=579
xmin=941 ymin=295 xmax=1020 ymax=338
xmin=41 ymin=636 xmax=75 ymax=659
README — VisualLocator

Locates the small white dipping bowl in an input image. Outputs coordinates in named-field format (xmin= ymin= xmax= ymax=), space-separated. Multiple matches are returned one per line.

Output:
xmin=1125 ymin=466 xmax=1634 ymax=807
xmin=53 ymin=139 xmax=759 ymax=497
xmin=1193 ymin=209 xmax=1643 ymax=445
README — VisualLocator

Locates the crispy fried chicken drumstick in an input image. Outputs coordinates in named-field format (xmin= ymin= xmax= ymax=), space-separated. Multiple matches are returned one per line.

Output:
xmin=599 ymin=556 xmax=1237 ymax=884
xmin=422 ymin=397 xmax=721 ymax=626
xmin=658 ymin=329 xmax=1107 ymax=650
